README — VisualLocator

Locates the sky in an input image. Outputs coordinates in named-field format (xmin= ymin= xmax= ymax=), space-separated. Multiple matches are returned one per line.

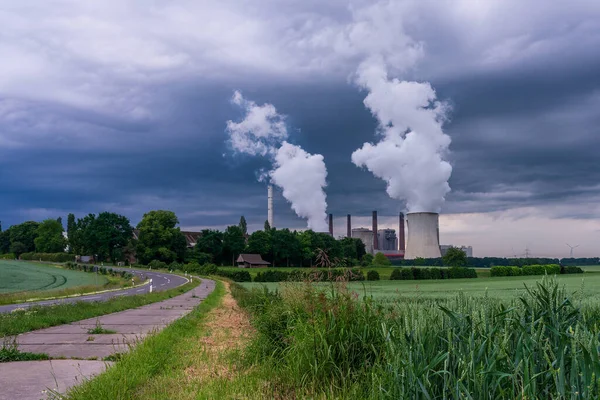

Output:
xmin=1 ymin=0 xmax=599 ymax=258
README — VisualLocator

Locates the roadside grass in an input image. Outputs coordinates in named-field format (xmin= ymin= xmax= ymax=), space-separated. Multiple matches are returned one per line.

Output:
xmin=0 ymin=339 xmax=49 ymax=362
xmin=64 ymin=280 xmax=225 ymax=400
xmin=0 ymin=280 xmax=200 ymax=337
xmin=0 ymin=275 xmax=142 ymax=306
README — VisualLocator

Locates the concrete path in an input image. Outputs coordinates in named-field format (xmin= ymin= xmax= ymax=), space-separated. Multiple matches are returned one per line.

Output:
xmin=0 ymin=360 xmax=112 ymax=400
xmin=0 ymin=278 xmax=215 ymax=400
xmin=0 ymin=268 xmax=190 ymax=314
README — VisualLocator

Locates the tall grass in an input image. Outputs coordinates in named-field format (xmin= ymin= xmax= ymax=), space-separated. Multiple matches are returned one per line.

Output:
xmin=232 ymin=276 xmax=600 ymax=399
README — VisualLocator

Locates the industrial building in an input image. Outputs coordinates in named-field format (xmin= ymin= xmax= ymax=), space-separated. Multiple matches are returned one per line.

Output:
xmin=440 ymin=245 xmax=473 ymax=257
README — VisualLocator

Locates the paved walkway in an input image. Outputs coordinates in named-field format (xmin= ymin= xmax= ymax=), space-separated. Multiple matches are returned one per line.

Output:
xmin=0 ymin=278 xmax=215 ymax=400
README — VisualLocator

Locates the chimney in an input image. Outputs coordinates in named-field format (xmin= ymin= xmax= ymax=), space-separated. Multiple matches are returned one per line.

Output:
xmin=399 ymin=212 xmax=405 ymax=252
xmin=347 ymin=214 xmax=351 ymax=238
xmin=372 ymin=210 xmax=379 ymax=250
xmin=267 ymin=185 xmax=274 ymax=228
xmin=328 ymin=213 xmax=333 ymax=236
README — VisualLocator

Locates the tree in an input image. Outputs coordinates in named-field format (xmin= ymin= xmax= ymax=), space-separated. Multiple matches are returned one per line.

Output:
xmin=9 ymin=221 xmax=39 ymax=254
xmin=66 ymin=213 xmax=76 ymax=253
xmin=136 ymin=210 xmax=187 ymax=264
xmin=272 ymin=228 xmax=301 ymax=267
xmin=264 ymin=220 xmax=271 ymax=232
xmin=34 ymin=219 xmax=66 ymax=253
xmin=443 ymin=247 xmax=467 ymax=267
xmin=239 ymin=216 xmax=248 ymax=236
xmin=223 ymin=225 xmax=246 ymax=266
xmin=372 ymin=252 xmax=391 ymax=266
xmin=196 ymin=229 xmax=224 ymax=264
xmin=0 ymin=222 xmax=10 ymax=254
xmin=87 ymin=212 xmax=133 ymax=262
xmin=247 ymin=230 xmax=272 ymax=259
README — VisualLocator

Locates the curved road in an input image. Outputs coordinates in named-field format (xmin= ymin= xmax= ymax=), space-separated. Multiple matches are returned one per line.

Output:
xmin=0 ymin=268 xmax=189 ymax=314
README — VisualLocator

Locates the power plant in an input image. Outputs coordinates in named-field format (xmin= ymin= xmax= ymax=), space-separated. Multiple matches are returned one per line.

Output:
xmin=266 ymin=189 xmax=445 ymax=259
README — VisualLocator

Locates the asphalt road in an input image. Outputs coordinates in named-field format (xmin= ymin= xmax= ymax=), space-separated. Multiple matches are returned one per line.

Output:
xmin=0 ymin=268 xmax=189 ymax=314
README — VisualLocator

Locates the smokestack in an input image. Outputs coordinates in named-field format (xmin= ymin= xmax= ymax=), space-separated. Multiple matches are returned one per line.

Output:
xmin=268 ymin=185 xmax=274 ymax=228
xmin=372 ymin=210 xmax=379 ymax=250
xmin=399 ymin=212 xmax=405 ymax=252
xmin=404 ymin=212 xmax=442 ymax=259
xmin=328 ymin=213 xmax=333 ymax=236
xmin=347 ymin=214 xmax=351 ymax=238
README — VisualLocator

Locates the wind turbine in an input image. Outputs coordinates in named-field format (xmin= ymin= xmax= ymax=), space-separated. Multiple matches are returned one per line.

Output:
xmin=566 ymin=243 xmax=580 ymax=258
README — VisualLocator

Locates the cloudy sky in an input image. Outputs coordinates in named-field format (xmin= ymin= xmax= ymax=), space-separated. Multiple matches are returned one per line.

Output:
xmin=1 ymin=0 xmax=599 ymax=258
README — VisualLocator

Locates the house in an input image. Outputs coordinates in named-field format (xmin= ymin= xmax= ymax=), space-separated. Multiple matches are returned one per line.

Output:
xmin=236 ymin=254 xmax=270 ymax=268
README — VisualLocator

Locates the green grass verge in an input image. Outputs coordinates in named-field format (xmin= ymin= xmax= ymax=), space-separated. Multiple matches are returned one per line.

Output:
xmin=0 ymin=341 xmax=49 ymax=362
xmin=64 ymin=280 xmax=224 ymax=400
xmin=0 ymin=280 xmax=200 ymax=337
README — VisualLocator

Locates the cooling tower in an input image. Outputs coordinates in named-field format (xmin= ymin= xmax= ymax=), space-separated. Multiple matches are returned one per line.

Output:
xmin=404 ymin=212 xmax=441 ymax=259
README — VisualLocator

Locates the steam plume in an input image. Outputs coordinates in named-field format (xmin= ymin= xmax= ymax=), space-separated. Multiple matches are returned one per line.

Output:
xmin=226 ymin=91 xmax=328 ymax=231
xmin=348 ymin=3 xmax=453 ymax=213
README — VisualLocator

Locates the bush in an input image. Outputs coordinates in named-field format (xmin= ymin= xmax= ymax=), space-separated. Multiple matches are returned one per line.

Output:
xmin=561 ymin=265 xmax=584 ymax=274
xmin=366 ymin=270 xmax=380 ymax=281
xmin=148 ymin=260 xmax=167 ymax=270
xmin=0 ymin=253 xmax=16 ymax=260
xmin=372 ymin=252 xmax=391 ymax=266
xmin=168 ymin=261 xmax=182 ymax=271
xmin=491 ymin=264 xmax=562 ymax=277
xmin=255 ymin=270 xmax=291 ymax=282
xmin=215 ymin=269 xmax=252 ymax=282
xmin=361 ymin=254 xmax=374 ymax=267
xmin=390 ymin=267 xmax=476 ymax=280
xmin=199 ymin=263 xmax=218 ymax=275
xmin=19 ymin=252 xmax=74 ymax=262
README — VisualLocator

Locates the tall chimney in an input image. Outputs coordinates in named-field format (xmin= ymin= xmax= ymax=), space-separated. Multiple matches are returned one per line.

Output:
xmin=347 ymin=214 xmax=351 ymax=238
xmin=328 ymin=213 xmax=333 ymax=236
xmin=399 ymin=212 xmax=405 ymax=252
xmin=267 ymin=185 xmax=274 ymax=228
xmin=372 ymin=210 xmax=379 ymax=250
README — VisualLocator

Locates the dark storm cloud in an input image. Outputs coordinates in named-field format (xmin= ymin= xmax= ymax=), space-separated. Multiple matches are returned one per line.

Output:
xmin=1 ymin=0 xmax=599 ymax=235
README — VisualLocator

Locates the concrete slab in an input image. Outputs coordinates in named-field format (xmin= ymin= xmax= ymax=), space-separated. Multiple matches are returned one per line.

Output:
xmin=0 ymin=360 xmax=112 ymax=400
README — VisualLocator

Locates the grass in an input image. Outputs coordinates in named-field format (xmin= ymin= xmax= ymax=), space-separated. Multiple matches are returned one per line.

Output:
xmin=0 ymin=279 xmax=200 ymax=337
xmin=228 ymin=275 xmax=600 ymax=399
xmin=239 ymin=270 xmax=600 ymax=301
xmin=0 ymin=260 xmax=108 ymax=294
xmin=86 ymin=320 xmax=117 ymax=335
xmin=0 ymin=260 xmax=144 ymax=305
xmin=64 ymin=280 xmax=225 ymax=400
xmin=0 ymin=339 xmax=49 ymax=362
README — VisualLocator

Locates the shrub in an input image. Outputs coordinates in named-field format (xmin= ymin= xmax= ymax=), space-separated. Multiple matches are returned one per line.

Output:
xmin=199 ymin=263 xmax=218 ymax=275
xmin=372 ymin=252 xmax=391 ymax=266
xmin=561 ymin=265 xmax=584 ymax=274
xmin=361 ymin=254 xmax=374 ymax=267
xmin=215 ymin=269 xmax=252 ymax=282
xmin=19 ymin=252 xmax=74 ymax=262
xmin=169 ymin=261 xmax=182 ymax=271
xmin=366 ymin=270 xmax=380 ymax=281
xmin=390 ymin=268 xmax=404 ymax=280
xmin=148 ymin=260 xmax=167 ymax=270
xmin=0 ymin=253 xmax=16 ymax=260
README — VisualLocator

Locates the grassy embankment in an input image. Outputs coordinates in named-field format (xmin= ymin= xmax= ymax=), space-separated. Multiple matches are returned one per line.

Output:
xmin=64 ymin=280 xmax=226 ymax=399
xmin=0 ymin=279 xmax=199 ymax=337
xmin=0 ymin=260 xmax=143 ymax=305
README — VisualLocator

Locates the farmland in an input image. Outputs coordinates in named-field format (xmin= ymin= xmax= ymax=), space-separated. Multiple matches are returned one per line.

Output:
xmin=238 ymin=267 xmax=596 ymax=300
xmin=0 ymin=260 xmax=107 ymax=294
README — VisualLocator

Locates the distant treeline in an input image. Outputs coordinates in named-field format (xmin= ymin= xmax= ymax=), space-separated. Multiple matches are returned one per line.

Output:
xmin=391 ymin=257 xmax=600 ymax=268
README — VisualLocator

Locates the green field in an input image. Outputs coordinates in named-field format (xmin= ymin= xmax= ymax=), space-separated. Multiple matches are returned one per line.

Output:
xmin=0 ymin=260 xmax=107 ymax=294
xmin=239 ymin=269 xmax=597 ymax=301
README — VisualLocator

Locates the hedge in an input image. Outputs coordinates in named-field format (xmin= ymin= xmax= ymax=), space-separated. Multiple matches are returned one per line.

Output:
xmin=214 ymin=269 xmax=252 ymax=282
xmin=64 ymin=262 xmax=133 ymax=280
xmin=490 ymin=264 xmax=563 ymax=277
xmin=561 ymin=265 xmax=584 ymax=274
xmin=19 ymin=252 xmax=75 ymax=262
xmin=390 ymin=267 xmax=477 ymax=281
xmin=0 ymin=253 xmax=16 ymax=260
xmin=253 ymin=268 xmax=365 ymax=283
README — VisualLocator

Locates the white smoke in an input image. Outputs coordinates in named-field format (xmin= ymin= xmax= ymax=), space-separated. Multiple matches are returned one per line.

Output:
xmin=226 ymin=90 xmax=288 ymax=156
xmin=226 ymin=91 xmax=328 ymax=230
xmin=348 ymin=3 xmax=453 ymax=213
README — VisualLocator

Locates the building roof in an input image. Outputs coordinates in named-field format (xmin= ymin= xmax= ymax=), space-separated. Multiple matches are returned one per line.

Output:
xmin=236 ymin=254 xmax=270 ymax=265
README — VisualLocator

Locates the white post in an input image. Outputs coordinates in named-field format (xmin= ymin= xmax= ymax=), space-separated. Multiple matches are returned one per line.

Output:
xmin=149 ymin=279 xmax=153 ymax=293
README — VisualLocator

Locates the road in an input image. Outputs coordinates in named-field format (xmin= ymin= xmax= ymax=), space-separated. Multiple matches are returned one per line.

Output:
xmin=0 ymin=268 xmax=189 ymax=314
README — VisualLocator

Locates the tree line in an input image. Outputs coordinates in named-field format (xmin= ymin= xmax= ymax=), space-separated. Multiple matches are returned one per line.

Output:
xmin=0 ymin=212 xmax=367 ymax=267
